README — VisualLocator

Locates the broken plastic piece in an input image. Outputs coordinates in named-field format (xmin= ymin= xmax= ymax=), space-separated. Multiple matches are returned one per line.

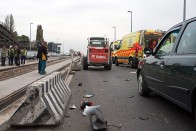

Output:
xmin=80 ymin=100 xmax=93 ymax=110
xmin=78 ymin=83 xmax=82 ymax=86
xmin=69 ymin=105 xmax=76 ymax=109
xmin=83 ymin=94 xmax=94 ymax=98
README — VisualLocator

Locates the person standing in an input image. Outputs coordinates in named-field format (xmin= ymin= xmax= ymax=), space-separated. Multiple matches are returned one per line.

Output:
xmin=37 ymin=42 xmax=42 ymax=73
xmin=14 ymin=45 xmax=21 ymax=66
xmin=40 ymin=42 xmax=48 ymax=75
xmin=1 ymin=46 xmax=7 ymax=66
xmin=8 ymin=45 xmax=14 ymax=65
xmin=21 ymin=48 xmax=27 ymax=64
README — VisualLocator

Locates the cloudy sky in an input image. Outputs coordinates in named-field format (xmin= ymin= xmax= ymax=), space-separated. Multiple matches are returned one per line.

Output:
xmin=0 ymin=0 xmax=196 ymax=53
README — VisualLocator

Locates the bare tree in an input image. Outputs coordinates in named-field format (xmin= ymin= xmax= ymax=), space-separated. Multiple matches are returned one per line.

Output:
xmin=4 ymin=14 xmax=15 ymax=33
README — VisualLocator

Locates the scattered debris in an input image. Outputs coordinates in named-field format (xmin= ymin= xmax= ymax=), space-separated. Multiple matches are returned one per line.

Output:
xmin=80 ymin=100 xmax=93 ymax=110
xmin=148 ymin=113 xmax=155 ymax=116
xmin=64 ymin=115 xmax=70 ymax=118
xmin=69 ymin=105 xmax=76 ymax=109
xmin=83 ymin=94 xmax=94 ymax=98
xmin=130 ymin=72 xmax=136 ymax=74
xmin=124 ymin=78 xmax=130 ymax=81
xmin=103 ymin=80 xmax=108 ymax=82
xmin=107 ymin=124 xmax=122 ymax=129
xmin=78 ymin=83 xmax=82 ymax=86
xmin=139 ymin=116 xmax=149 ymax=120
xmin=127 ymin=96 xmax=134 ymax=98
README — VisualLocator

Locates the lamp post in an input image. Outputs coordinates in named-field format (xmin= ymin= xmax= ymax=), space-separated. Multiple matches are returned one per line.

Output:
xmin=30 ymin=23 xmax=33 ymax=51
xmin=112 ymin=26 xmax=116 ymax=41
xmin=127 ymin=11 xmax=132 ymax=32
xmin=183 ymin=0 xmax=186 ymax=22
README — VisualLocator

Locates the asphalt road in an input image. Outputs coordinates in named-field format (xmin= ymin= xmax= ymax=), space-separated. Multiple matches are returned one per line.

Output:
xmin=7 ymin=64 xmax=196 ymax=131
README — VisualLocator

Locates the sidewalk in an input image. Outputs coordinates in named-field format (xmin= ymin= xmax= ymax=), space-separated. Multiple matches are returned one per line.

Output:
xmin=0 ymin=57 xmax=76 ymax=100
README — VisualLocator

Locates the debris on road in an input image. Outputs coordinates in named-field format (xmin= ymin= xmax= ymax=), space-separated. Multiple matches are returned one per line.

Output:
xmin=69 ymin=105 xmax=77 ymax=109
xmin=124 ymin=78 xmax=130 ymax=81
xmin=103 ymin=80 xmax=108 ymax=82
xmin=127 ymin=96 xmax=134 ymax=98
xmin=139 ymin=116 xmax=149 ymax=120
xmin=80 ymin=100 xmax=93 ymax=110
xmin=83 ymin=94 xmax=94 ymax=98
xmin=130 ymin=72 xmax=136 ymax=74
xmin=78 ymin=83 xmax=82 ymax=86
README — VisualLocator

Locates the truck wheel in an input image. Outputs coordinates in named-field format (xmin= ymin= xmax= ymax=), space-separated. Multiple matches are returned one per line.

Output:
xmin=115 ymin=58 xmax=119 ymax=66
xmin=83 ymin=57 xmax=88 ymax=70
xmin=138 ymin=71 xmax=150 ymax=97
xmin=104 ymin=59 xmax=112 ymax=70
xmin=129 ymin=58 xmax=134 ymax=68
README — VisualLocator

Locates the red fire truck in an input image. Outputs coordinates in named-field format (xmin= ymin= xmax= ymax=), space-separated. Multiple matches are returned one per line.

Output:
xmin=83 ymin=37 xmax=112 ymax=70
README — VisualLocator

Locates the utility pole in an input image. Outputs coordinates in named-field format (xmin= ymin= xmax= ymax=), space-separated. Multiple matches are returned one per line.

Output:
xmin=183 ymin=0 xmax=186 ymax=22
xmin=112 ymin=26 xmax=116 ymax=41
xmin=30 ymin=23 xmax=33 ymax=51
xmin=128 ymin=11 xmax=132 ymax=32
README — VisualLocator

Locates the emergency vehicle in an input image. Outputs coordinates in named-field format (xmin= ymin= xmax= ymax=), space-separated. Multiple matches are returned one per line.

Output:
xmin=83 ymin=37 xmax=112 ymax=70
xmin=115 ymin=30 xmax=164 ymax=68
xmin=110 ymin=40 xmax=121 ymax=64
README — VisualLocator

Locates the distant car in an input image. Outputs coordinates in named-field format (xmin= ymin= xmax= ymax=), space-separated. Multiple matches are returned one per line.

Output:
xmin=137 ymin=17 xmax=196 ymax=120
xmin=26 ymin=51 xmax=37 ymax=60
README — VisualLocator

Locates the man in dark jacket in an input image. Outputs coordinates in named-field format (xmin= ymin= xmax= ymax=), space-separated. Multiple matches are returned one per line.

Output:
xmin=14 ymin=45 xmax=21 ymax=66
xmin=8 ymin=45 xmax=14 ymax=65
xmin=37 ymin=42 xmax=42 ymax=73
xmin=40 ymin=42 xmax=48 ymax=75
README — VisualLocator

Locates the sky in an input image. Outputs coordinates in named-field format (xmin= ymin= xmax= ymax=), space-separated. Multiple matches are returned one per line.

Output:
xmin=0 ymin=0 xmax=196 ymax=54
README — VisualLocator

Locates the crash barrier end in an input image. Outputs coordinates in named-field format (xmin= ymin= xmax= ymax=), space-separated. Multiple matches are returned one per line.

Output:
xmin=71 ymin=58 xmax=82 ymax=71
xmin=8 ymin=72 xmax=71 ymax=126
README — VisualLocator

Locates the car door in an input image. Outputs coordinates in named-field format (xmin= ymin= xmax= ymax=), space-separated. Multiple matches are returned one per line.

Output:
xmin=144 ymin=28 xmax=181 ymax=94
xmin=165 ymin=20 xmax=196 ymax=110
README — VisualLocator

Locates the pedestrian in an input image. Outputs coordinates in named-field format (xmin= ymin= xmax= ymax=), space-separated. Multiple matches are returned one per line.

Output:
xmin=1 ymin=46 xmax=7 ymax=66
xmin=21 ymin=48 xmax=27 ymax=64
xmin=37 ymin=42 xmax=42 ymax=73
xmin=14 ymin=45 xmax=21 ymax=66
xmin=40 ymin=42 xmax=48 ymax=75
xmin=8 ymin=45 xmax=14 ymax=65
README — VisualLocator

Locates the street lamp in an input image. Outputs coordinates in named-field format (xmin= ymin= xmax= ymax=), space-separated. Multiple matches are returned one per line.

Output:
xmin=127 ymin=11 xmax=132 ymax=32
xmin=30 ymin=23 xmax=33 ymax=51
xmin=183 ymin=0 xmax=186 ymax=22
xmin=112 ymin=26 xmax=116 ymax=41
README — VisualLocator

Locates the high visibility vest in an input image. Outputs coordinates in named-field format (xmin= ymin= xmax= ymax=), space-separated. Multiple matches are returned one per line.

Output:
xmin=8 ymin=49 xmax=14 ymax=57
xmin=1 ymin=49 xmax=7 ymax=57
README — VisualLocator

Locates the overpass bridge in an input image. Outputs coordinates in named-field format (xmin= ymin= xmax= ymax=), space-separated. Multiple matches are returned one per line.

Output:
xmin=0 ymin=23 xmax=17 ymax=47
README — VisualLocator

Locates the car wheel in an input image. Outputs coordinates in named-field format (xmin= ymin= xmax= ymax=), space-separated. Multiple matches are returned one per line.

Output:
xmin=138 ymin=71 xmax=150 ymax=97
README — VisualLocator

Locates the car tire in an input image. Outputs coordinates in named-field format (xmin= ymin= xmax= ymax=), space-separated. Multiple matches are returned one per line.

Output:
xmin=115 ymin=58 xmax=119 ymax=66
xmin=138 ymin=71 xmax=150 ymax=97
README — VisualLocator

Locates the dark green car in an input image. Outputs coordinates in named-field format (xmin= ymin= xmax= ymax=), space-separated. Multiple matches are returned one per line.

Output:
xmin=137 ymin=17 xmax=196 ymax=120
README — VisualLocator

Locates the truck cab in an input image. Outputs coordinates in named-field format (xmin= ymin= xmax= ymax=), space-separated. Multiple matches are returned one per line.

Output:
xmin=83 ymin=37 xmax=112 ymax=70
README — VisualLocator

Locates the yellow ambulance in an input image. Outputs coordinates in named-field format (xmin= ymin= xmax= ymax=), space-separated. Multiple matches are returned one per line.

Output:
xmin=115 ymin=30 xmax=164 ymax=68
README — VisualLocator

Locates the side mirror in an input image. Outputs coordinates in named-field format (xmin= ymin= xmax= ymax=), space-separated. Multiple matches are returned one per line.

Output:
xmin=143 ymin=47 xmax=152 ymax=55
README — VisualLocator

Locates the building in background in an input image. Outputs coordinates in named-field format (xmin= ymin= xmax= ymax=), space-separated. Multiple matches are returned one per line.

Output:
xmin=48 ymin=42 xmax=61 ymax=54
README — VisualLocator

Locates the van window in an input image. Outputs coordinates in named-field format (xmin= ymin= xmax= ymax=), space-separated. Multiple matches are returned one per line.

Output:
xmin=177 ymin=21 xmax=196 ymax=54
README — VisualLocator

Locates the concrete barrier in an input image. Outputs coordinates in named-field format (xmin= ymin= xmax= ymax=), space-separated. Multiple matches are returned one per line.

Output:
xmin=71 ymin=56 xmax=82 ymax=71
xmin=8 ymin=72 xmax=71 ymax=126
